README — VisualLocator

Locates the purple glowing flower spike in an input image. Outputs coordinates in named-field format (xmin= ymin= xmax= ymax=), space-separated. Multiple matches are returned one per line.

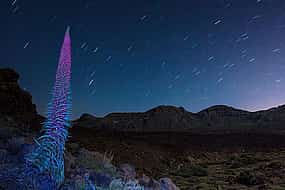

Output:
xmin=25 ymin=27 xmax=72 ymax=188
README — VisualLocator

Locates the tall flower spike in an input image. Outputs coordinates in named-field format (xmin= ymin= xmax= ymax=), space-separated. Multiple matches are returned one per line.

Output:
xmin=25 ymin=27 xmax=72 ymax=188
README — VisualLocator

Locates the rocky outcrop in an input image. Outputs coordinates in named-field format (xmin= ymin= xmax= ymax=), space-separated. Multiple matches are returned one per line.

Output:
xmin=197 ymin=105 xmax=262 ymax=128
xmin=0 ymin=68 xmax=43 ymax=130
xmin=256 ymin=105 xmax=285 ymax=128
xmin=74 ymin=106 xmax=206 ymax=131
xmin=73 ymin=113 xmax=103 ymax=128
xmin=104 ymin=106 xmax=204 ymax=131
xmin=74 ymin=104 xmax=285 ymax=131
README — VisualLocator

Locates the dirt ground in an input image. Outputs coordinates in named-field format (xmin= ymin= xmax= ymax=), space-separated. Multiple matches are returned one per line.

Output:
xmin=69 ymin=127 xmax=285 ymax=189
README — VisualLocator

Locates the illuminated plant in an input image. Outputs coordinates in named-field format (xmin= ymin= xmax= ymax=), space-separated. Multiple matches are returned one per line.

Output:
xmin=25 ymin=27 xmax=72 ymax=188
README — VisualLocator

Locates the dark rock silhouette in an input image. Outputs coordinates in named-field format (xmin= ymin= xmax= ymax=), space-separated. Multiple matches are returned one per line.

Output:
xmin=74 ymin=105 xmax=204 ymax=131
xmin=74 ymin=104 xmax=285 ymax=131
xmin=0 ymin=68 xmax=43 ymax=130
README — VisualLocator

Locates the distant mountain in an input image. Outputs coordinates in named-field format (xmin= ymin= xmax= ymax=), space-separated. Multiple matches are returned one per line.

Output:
xmin=197 ymin=105 xmax=262 ymax=128
xmin=73 ymin=104 xmax=285 ymax=131
xmin=1 ymin=68 xmax=285 ymax=132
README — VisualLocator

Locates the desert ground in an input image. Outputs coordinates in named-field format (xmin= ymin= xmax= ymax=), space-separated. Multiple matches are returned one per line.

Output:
xmin=69 ymin=127 xmax=285 ymax=189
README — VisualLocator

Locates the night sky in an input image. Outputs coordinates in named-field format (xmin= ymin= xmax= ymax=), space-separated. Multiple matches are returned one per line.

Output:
xmin=2 ymin=0 xmax=285 ymax=118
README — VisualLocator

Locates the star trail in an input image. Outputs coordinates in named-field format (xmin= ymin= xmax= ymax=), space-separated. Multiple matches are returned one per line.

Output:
xmin=2 ymin=0 xmax=285 ymax=118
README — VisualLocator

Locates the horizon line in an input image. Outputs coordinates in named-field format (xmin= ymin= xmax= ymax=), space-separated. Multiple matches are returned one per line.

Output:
xmin=72 ymin=103 xmax=285 ymax=119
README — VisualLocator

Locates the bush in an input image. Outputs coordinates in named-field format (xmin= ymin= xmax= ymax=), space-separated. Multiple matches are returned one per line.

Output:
xmin=174 ymin=164 xmax=208 ymax=177
xmin=76 ymin=148 xmax=117 ymax=177
xmin=236 ymin=171 xmax=264 ymax=186
xmin=109 ymin=179 xmax=144 ymax=190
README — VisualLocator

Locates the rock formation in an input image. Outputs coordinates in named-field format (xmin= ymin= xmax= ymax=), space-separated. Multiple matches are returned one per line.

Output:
xmin=74 ymin=104 xmax=285 ymax=131
xmin=0 ymin=68 xmax=43 ymax=130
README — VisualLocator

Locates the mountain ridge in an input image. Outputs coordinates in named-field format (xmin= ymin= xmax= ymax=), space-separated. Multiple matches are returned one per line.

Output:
xmin=74 ymin=104 xmax=285 ymax=131
xmin=1 ymin=68 xmax=284 ymax=132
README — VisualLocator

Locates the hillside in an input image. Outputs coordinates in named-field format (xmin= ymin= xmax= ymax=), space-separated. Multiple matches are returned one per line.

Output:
xmin=74 ymin=104 xmax=285 ymax=131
